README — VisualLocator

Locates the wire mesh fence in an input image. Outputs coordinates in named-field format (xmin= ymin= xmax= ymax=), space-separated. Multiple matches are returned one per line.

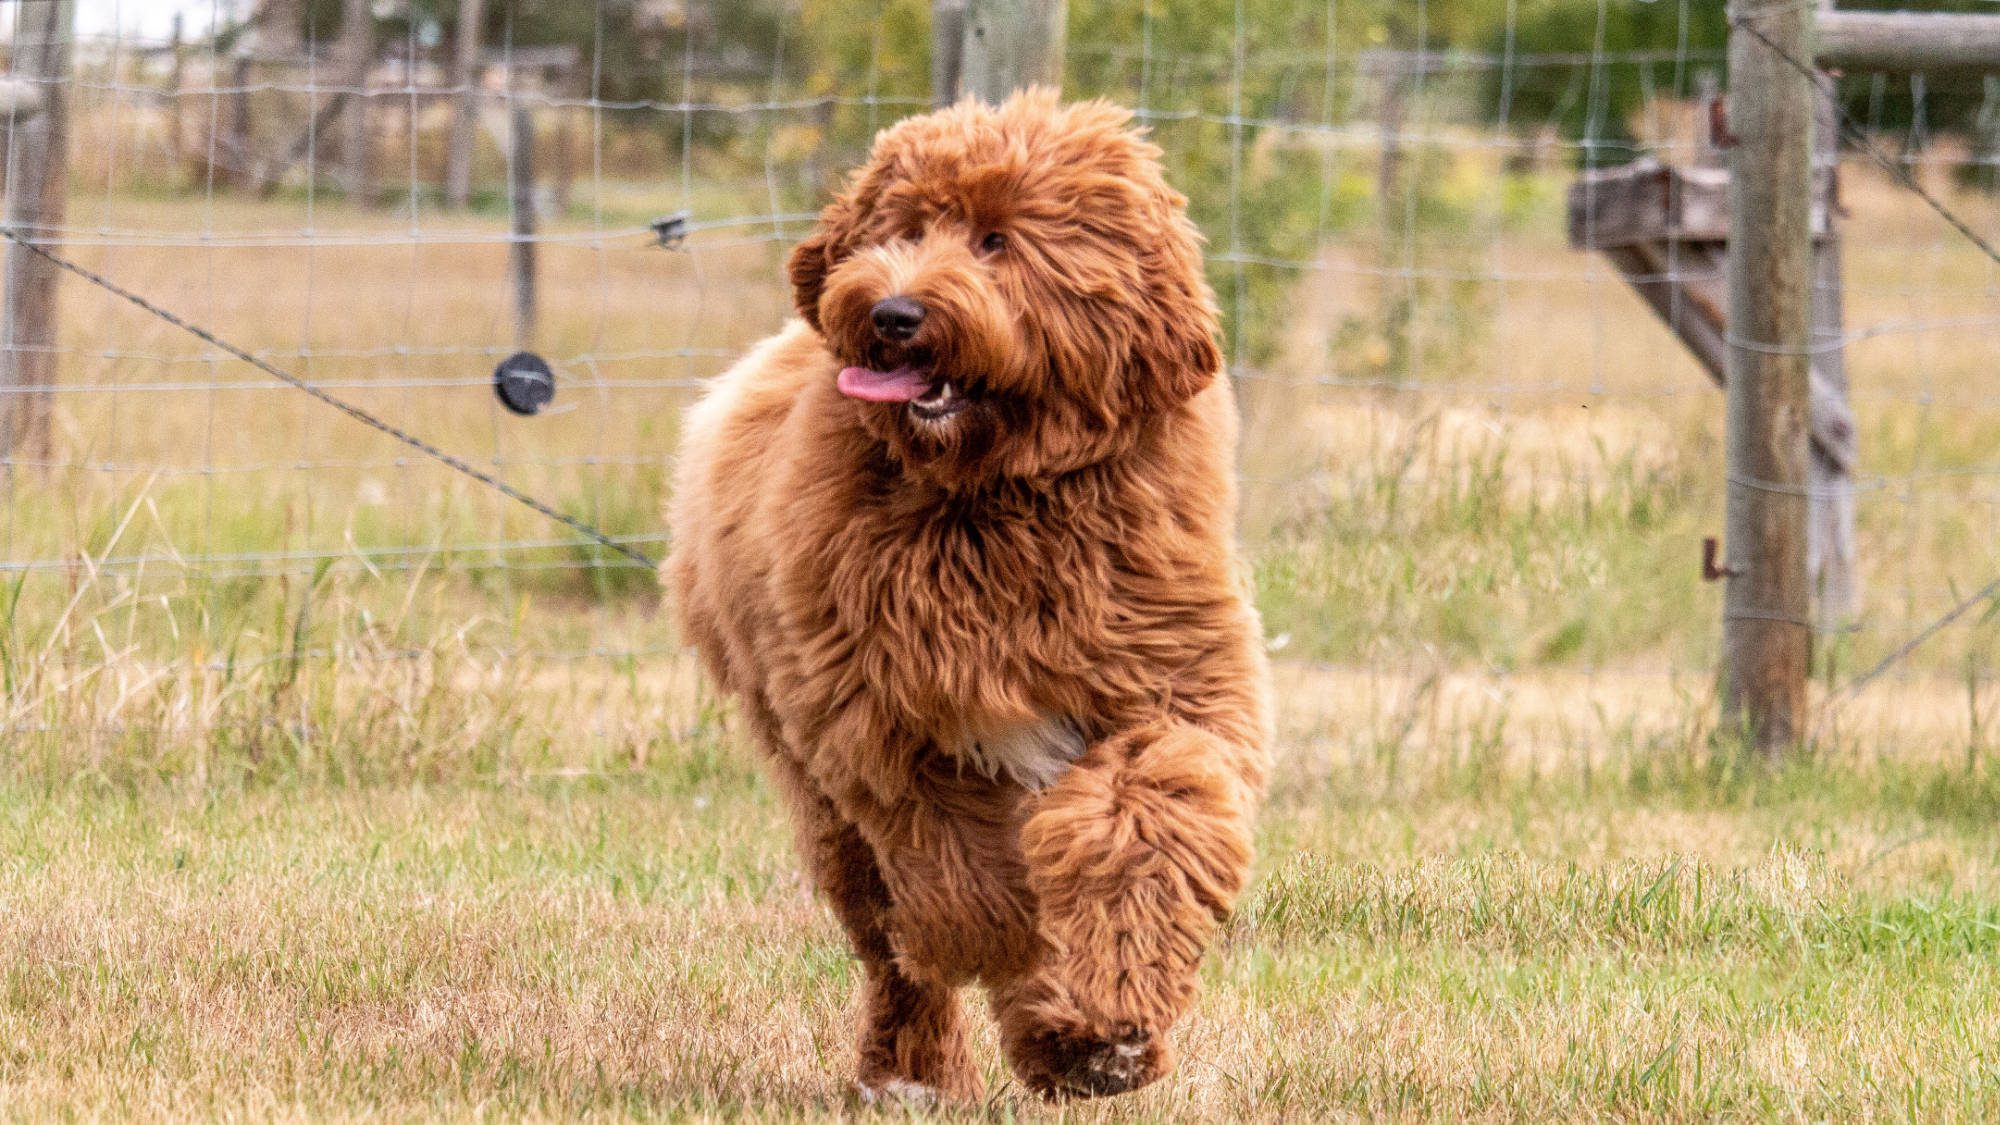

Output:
xmin=1 ymin=0 xmax=1996 ymax=762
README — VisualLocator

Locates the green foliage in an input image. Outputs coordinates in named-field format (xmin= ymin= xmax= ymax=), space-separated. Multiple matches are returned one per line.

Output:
xmin=1484 ymin=0 xmax=2000 ymax=179
xmin=1252 ymin=426 xmax=1711 ymax=671
xmin=1063 ymin=1 xmax=1501 ymax=364
xmin=257 ymin=1 xmax=2000 ymax=185
xmin=1485 ymin=0 xmax=1727 ymax=169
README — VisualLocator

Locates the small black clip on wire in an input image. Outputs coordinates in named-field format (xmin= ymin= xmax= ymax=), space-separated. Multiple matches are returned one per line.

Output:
xmin=650 ymin=211 xmax=691 ymax=250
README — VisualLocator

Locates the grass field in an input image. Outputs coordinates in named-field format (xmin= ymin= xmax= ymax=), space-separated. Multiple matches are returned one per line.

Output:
xmin=11 ymin=669 xmax=2000 ymax=1118
xmin=2 ymin=146 xmax=1999 ymax=1117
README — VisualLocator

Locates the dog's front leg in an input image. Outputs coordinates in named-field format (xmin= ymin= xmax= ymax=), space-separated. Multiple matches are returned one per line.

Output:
xmin=860 ymin=765 xmax=1043 ymax=986
xmin=796 ymin=701 xmax=1047 ymax=996
xmin=747 ymin=703 xmax=986 ymax=1105
xmin=995 ymin=719 xmax=1257 ymax=1098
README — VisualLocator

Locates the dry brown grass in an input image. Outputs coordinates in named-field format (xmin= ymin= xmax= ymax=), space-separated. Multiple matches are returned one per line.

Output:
xmin=7 ymin=660 xmax=2000 ymax=1119
xmin=2 ymin=143 xmax=1998 ymax=1117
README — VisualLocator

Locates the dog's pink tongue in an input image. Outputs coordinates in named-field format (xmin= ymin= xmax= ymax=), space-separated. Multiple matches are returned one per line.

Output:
xmin=837 ymin=365 xmax=932 ymax=403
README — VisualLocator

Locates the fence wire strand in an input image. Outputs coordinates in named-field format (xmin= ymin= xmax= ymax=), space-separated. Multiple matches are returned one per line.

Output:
xmin=1 ymin=1 xmax=1996 ymax=725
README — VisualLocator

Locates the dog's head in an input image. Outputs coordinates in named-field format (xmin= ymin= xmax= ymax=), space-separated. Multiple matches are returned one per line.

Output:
xmin=788 ymin=90 xmax=1221 ymax=481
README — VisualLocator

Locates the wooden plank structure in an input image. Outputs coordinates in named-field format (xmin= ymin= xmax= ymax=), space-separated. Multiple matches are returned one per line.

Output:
xmin=1817 ymin=10 xmax=2000 ymax=72
xmin=1569 ymin=52 xmax=1846 ymax=752
xmin=1567 ymin=150 xmax=1858 ymax=625
xmin=1574 ymin=1 xmax=2000 ymax=754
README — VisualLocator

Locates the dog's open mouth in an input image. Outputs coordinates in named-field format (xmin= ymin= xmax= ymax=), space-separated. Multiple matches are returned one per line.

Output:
xmin=836 ymin=363 xmax=973 ymax=422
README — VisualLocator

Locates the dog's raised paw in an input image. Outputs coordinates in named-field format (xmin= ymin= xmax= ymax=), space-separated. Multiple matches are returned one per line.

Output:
xmin=1027 ymin=1025 xmax=1166 ymax=1099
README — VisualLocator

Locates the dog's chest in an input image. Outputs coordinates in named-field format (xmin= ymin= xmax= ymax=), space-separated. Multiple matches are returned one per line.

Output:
xmin=832 ymin=497 xmax=1102 ymax=657
xmin=810 ymin=493 xmax=1110 ymax=781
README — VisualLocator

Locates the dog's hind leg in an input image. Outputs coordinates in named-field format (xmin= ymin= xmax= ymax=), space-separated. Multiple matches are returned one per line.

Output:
xmin=994 ymin=720 xmax=1257 ymax=1098
xmin=757 ymin=731 xmax=982 ymax=1104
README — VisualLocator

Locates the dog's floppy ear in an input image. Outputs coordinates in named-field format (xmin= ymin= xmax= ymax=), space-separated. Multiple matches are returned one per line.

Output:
xmin=786 ymin=190 xmax=863 ymax=332
xmin=1126 ymin=204 xmax=1223 ymax=414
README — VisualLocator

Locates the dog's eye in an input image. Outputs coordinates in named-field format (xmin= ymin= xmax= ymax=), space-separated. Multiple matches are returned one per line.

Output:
xmin=980 ymin=231 xmax=1007 ymax=255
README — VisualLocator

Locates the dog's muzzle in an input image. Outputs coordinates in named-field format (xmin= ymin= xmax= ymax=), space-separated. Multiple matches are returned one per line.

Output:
xmin=838 ymin=295 xmax=974 ymax=422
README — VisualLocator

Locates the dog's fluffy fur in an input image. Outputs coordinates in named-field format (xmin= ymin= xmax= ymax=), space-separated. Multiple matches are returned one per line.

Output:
xmin=666 ymin=90 xmax=1271 ymax=1101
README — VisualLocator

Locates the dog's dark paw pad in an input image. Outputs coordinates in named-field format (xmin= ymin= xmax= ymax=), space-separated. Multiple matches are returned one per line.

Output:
xmin=1042 ymin=1027 xmax=1162 ymax=1098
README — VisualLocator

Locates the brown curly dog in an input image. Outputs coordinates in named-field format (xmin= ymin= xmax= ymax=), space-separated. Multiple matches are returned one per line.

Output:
xmin=665 ymin=89 xmax=1271 ymax=1103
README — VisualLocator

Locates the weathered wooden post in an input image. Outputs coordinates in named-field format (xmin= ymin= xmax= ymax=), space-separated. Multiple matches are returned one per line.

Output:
xmin=551 ymin=96 xmax=576 ymax=217
xmin=1570 ymin=3 xmax=2000 ymax=745
xmin=1363 ymin=50 xmax=1423 ymax=381
xmin=336 ymin=0 xmax=375 ymax=205
xmin=167 ymin=12 xmax=186 ymax=172
xmin=1366 ymin=52 xmax=1409 ymax=211
xmin=445 ymin=0 xmax=486 ymax=209
xmin=934 ymin=0 xmax=1066 ymax=104
xmin=1805 ymin=4 xmax=2000 ymax=637
xmin=1723 ymin=0 xmax=1816 ymax=753
xmin=1808 ymin=71 xmax=1857 ymax=625
xmin=225 ymin=53 xmax=253 ymax=190
xmin=0 ymin=0 xmax=73 ymax=469
xmin=260 ymin=0 xmax=305 ymax=51
xmin=1816 ymin=9 xmax=2000 ymax=71
xmin=508 ymin=102 xmax=537 ymax=347
xmin=932 ymin=0 xmax=967 ymax=107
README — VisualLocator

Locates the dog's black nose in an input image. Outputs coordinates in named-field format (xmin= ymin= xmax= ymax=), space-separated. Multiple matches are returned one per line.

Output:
xmin=870 ymin=296 xmax=926 ymax=342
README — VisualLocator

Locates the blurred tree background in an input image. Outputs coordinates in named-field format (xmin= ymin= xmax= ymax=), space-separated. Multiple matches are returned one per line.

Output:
xmin=192 ymin=0 xmax=2000 ymax=366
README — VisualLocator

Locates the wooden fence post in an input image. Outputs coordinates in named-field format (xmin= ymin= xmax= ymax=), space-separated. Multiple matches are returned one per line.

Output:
xmin=225 ymin=53 xmax=253 ymax=190
xmin=509 ymin=102 xmax=537 ymax=347
xmin=258 ymin=0 xmax=305 ymax=54
xmin=1370 ymin=55 xmax=1409 ymax=210
xmin=337 ymin=0 xmax=375 ymax=205
xmin=167 ymin=12 xmax=186 ymax=172
xmin=938 ymin=0 xmax=1066 ymax=105
xmin=551 ymin=99 xmax=575 ymax=217
xmin=932 ymin=0 xmax=967 ymax=107
xmin=0 ymin=0 xmax=73 ymax=470
xmin=1809 ymin=73 xmax=1858 ymax=626
xmin=1723 ymin=0 xmax=1816 ymax=753
xmin=445 ymin=0 xmax=486 ymax=209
